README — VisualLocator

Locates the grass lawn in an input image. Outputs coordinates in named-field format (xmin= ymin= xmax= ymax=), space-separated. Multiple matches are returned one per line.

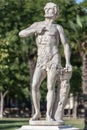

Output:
xmin=0 ymin=118 xmax=84 ymax=130
xmin=0 ymin=118 xmax=29 ymax=130
xmin=65 ymin=118 xmax=84 ymax=129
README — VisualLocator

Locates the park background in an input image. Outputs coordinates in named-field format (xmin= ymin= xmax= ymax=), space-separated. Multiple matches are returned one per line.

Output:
xmin=0 ymin=0 xmax=87 ymax=129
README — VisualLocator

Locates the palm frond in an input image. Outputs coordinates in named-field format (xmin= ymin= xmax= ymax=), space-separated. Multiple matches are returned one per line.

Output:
xmin=76 ymin=15 xmax=82 ymax=28
xmin=68 ymin=20 xmax=77 ymax=32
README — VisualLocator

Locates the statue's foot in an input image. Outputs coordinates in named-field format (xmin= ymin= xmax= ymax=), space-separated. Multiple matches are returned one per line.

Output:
xmin=46 ymin=115 xmax=54 ymax=121
xmin=57 ymin=119 xmax=64 ymax=124
xmin=30 ymin=112 xmax=41 ymax=120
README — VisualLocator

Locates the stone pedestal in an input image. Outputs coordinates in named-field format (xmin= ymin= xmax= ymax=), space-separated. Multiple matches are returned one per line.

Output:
xmin=29 ymin=120 xmax=64 ymax=126
xmin=17 ymin=120 xmax=79 ymax=130
xmin=17 ymin=125 xmax=79 ymax=130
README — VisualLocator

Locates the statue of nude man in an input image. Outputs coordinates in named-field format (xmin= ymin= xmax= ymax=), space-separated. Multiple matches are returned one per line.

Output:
xmin=19 ymin=2 xmax=72 ymax=121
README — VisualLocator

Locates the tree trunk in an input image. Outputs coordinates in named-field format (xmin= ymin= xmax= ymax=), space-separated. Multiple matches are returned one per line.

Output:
xmin=0 ymin=91 xmax=8 ymax=118
xmin=0 ymin=92 xmax=4 ymax=118
xmin=28 ymin=57 xmax=36 ymax=116
xmin=82 ymin=55 xmax=87 ymax=130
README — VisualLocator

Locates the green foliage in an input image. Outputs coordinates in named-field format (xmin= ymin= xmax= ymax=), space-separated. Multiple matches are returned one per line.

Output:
xmin=69 ymin=14 xmax=87 ymax=44
xmin=79 ymin=0 xmax=87 ymax=9
xmin=70 ymin=66 xmax=82 ymax=95
xmin=0 ymin=0 xmax=86 ymax=102
xmin=68 ymin=11 xmax=87 ymax=67
xmin=76 ymin=15 xmax=82 ymax=28
xmin=40 ymin=79 xmax=47 ymax=101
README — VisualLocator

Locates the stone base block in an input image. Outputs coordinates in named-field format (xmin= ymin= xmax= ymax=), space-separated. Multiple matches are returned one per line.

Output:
xmin=17 ymin=125 xmax=79 ymax=130
xmin=29 ymin=120 xmax=64 ymax=126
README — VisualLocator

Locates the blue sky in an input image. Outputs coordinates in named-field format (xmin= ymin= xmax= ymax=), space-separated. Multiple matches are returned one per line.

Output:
xmin=76 ymin=0 xmax=83 ymax=3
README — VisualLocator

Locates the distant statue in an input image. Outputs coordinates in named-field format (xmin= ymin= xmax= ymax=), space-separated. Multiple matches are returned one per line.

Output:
xmin=19 ymin=2 xmax=72 ymax=122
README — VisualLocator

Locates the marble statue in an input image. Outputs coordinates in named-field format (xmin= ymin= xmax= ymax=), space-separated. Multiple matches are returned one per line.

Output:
xmin=19 ymin=2 xmax=72 ymax=122
xmin=52 ymin=68 xmax=72 ymax=123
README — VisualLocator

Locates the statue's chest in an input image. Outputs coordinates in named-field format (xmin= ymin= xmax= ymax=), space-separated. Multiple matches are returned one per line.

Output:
xmin=45 ymin=25 xmax=58 ymax=36
xmin=36 ymin=24 xmax=59 ymax=45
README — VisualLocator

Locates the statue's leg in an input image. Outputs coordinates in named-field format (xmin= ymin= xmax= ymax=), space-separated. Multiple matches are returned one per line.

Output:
xmin=31 ymin=67 xmax=46 ymax=120
xmin=46 ymin=68 xmax=57 ymax=121
xmin=51 ymin=79 xmax=60 ymax=119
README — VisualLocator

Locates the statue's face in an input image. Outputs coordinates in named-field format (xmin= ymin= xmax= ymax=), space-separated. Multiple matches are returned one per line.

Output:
xmin=45 ymin=7 xmax=55 ymax=18
xmin=44 ymin=3 xmax=58 ymax=19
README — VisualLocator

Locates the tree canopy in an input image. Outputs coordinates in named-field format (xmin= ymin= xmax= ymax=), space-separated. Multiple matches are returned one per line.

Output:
xmin=0 ymin=0 xmax=86 ymax=104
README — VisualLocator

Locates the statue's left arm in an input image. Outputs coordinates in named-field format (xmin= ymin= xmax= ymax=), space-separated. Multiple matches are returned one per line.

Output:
xmin=57 ymin=25 xmax=72 ymax=71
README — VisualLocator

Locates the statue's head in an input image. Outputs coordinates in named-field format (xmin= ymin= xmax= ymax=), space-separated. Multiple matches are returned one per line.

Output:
xmin=44 ymin=2 xmax=59 ymax=19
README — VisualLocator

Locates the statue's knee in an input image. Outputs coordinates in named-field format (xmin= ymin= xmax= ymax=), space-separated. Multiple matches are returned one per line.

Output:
xmin=61 ymin=80 xmax=69 ymax=88
xmin=48 ymin=85 xmax=54 ymax=91
xmin=32 ymin=83 xmax=39 ymax=91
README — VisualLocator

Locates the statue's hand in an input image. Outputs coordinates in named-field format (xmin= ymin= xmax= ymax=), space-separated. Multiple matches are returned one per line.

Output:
xmin=36 ymin=27 xmax=47 ymax=34
xmin=65 ymin=64 xmax=72 ymax=72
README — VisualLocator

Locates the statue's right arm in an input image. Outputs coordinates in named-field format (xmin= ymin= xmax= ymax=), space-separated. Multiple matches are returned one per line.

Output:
xmin=19 ymin=22 xmax=38 ymax=38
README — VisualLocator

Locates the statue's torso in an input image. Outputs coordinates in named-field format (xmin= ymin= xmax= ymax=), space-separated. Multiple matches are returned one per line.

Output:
xmin=36 ymin=23 xmax=59 ymax=55
xmin=35 ymin=22 xmax=61 ymax=70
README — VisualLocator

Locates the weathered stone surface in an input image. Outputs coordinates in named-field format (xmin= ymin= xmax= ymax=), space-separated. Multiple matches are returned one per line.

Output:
xmin=29 ymin=119 xmax=64 ymax=126
xmin=19 ymin=2 xmax=72 ymax=122
xmin=17 ymin=125 xmax=79 ymax=130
